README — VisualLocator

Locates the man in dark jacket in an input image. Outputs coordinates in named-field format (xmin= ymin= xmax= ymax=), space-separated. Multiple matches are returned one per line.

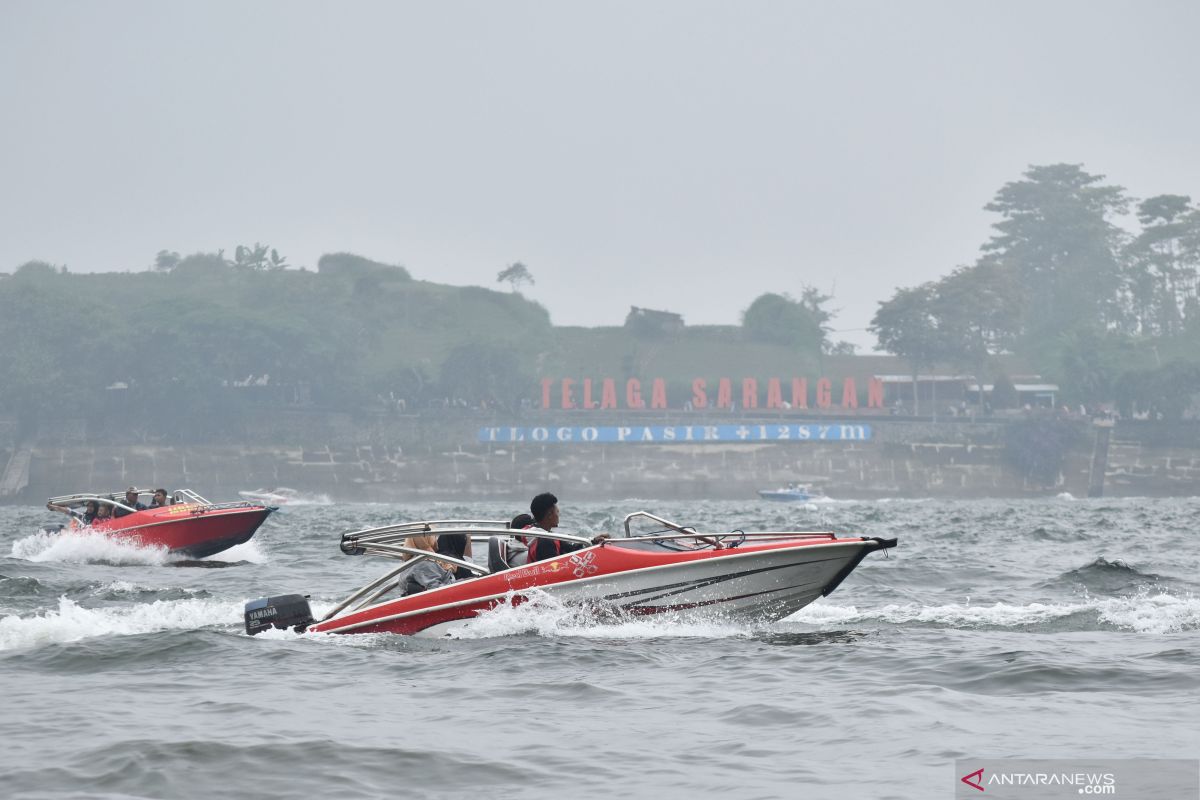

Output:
xmin=526 ymin=492 xmax=608 ymax=562
xmin=114 ymin=487 xmax=147 ymax=518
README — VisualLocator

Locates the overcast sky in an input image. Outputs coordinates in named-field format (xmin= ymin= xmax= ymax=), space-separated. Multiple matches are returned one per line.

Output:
xmin=3 ymin=1 xmax=1198 ymax=349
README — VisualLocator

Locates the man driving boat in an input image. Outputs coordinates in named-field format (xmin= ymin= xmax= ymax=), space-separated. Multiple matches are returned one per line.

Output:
xmin=525 ymin=492 xmax=609 ymax=562
xmin=114 ymin=487 xmax=147 ymax=518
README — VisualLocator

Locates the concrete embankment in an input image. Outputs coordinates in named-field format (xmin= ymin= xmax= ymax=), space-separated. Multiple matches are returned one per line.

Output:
xmin=3 ymin=413 xmax=1199 ymax=503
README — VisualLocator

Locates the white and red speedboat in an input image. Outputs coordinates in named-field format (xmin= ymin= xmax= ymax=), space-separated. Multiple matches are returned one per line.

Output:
xmin=244 ymin=512 xmax=896 ymax=637
xmin=46 ymin=489 xmax=275 ymax=559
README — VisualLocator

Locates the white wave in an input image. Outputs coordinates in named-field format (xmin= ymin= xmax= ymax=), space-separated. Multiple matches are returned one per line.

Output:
xmin=791 ymin=592 xmax=1200 ymax=634
xmin=0 ymin=596 xmax=244 ymax=651
xmin=448 ymin=591 xmax=751 ymax=640
xmin=806 ymin=495 xmax=852 ymax=505
xmin=10 ymin=530 xmax=171 ymax=566
xmin=96 ymin=580 xmax=158 ymax=596
xmin=92 ymin=581 xmax=207 ymax=599
xmin=1098 ymin=593 xmax=1200 ymax=635
xmin=206 ymin=539 xmax=268 ymax=564
xmin=1056 ymin=492 xmax=1077 ymax=500
xmin=10 ymin=529 xmax=268 ymax=565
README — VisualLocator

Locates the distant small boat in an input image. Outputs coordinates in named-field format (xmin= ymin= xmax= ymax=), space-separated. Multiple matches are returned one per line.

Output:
xmin=757 ymin=484 xmax=823 ymax=502
xmin=238 ymin=487 xmax=301 ymax=506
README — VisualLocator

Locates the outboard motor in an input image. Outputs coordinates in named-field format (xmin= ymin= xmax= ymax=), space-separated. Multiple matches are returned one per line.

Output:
xmin=244 ymin=594 xmax=314 ymax=635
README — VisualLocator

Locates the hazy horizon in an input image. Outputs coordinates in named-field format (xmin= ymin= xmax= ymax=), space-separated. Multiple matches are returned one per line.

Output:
xmin=3 ymin=1 xmax=1199 ymax=349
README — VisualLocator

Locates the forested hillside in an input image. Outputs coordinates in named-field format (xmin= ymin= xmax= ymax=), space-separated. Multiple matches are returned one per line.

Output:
xmin=0 ymin=253 xmax=552 ymax=431
xmin=6 ymin=162 xmax=1200 ymax=435
xmin=0 ymin=251 xmax=838 ymax=433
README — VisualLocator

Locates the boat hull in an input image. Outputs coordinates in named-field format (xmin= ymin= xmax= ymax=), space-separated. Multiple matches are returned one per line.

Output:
xmin=91 ymin=504 xmax=274 ymax=558
xmin=311 ymin=537 xmax=892 ymax=637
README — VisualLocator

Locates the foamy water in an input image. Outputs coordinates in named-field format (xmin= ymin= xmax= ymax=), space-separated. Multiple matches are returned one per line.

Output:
xmin=2 ymin=498 xmax=1199 ymax=799
xmin=792 ymin=592 xmax=1200 ymax=634
xmin=11 ymin=529 xmax=173 ymax=565
xmin=0 ymin=595 xmax=244 ymax=651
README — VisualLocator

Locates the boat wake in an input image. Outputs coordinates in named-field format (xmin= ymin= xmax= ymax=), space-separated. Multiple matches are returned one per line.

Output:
xmin=10 ymin=530 xmax=172 ymax=566
xmin=792 ymin=590 xmax=1200 ymax=634
xmin=0 ymin=596 xmax=244 ymax=652
xmin=183 ymin=540 xmax=268 ymax=566
xmin=9 ymin=530 xmax=269 ymax=566
xmin=447 ymin=590 xmax=769 ymax=641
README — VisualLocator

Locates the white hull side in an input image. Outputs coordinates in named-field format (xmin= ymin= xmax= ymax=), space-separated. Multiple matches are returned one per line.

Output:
xmin=413 ymin=541 xmax=870 ymax=638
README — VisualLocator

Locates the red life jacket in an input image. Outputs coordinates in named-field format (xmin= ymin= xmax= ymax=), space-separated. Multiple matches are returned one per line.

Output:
xmin=527 ymin=531 xmax=561 ymax=562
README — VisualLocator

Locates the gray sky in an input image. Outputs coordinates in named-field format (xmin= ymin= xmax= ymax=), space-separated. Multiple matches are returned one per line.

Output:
xmin=3 ymin=1 xmax=1198 ymax=349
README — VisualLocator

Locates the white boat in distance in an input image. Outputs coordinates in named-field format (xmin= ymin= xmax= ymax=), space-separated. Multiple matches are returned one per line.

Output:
xmin=757 ymin=483 xmax=824 ymax=502
xmin=237 ymin=487 xmax=332 ymax=507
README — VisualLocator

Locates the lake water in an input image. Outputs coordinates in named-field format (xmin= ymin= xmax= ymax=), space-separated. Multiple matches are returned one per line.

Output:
xmin=2 ymin=497 xmax=1198 ymax=799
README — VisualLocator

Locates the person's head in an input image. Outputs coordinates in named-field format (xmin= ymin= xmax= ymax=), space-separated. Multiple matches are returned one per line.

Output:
xmin=95 ymin=503 xmax=111 ymax=518
xmin=404 ymin=531 xmax=455 ymax=569
xmin=406 ymin=533 xmax=438 ymax=553
xmin=85 ymin=500 xmax=99 ymax=516
xmin=152 ymin=488 xmax=168 ymax=505
xmin=530 ymin=492 xmax=559 ymax=530
xmin=125 ymin=487 xmax=138 ymax=503
xmin=509 ymin=513 xmax=534 ymax=530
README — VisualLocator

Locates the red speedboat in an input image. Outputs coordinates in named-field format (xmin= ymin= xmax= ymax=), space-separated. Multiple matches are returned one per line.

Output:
xmin=46 ymin=488 xmax=275 ymax=559
xmin=245 ymin=512 xmax=896 ymax=637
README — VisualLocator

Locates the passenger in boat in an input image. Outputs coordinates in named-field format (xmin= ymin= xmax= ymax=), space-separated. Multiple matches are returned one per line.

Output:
xmin=509 ymin=512 xmax=534 ymax=547
xmin=46 ymin=499 xmax=98 ymax=526
xmin=93 ymin=503 xmax=113 ymax=524
xmin=150 ymin=488 xmax=171 ymax=508
xmin=525 ymin=492 xmax=609 ymax=562
xmin=435 ymin=528 xmax=475 ymax=580
xmin=401 ymin=531 xmax=457 ymax=595
xmin=113 ymin=487 xmax=147 ymax=518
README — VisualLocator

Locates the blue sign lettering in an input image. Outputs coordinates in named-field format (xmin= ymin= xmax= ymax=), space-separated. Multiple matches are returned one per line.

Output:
xmin=478 ymin=424 xmax=872 ymax=444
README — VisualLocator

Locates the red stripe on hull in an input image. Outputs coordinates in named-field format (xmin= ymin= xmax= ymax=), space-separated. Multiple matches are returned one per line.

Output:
xmin=90 ymin=506 xmax=273 ymax=558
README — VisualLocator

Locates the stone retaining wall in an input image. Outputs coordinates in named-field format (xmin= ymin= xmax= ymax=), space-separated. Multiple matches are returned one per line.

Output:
xmin=6 ymin=416 xmax=1200 ymax=503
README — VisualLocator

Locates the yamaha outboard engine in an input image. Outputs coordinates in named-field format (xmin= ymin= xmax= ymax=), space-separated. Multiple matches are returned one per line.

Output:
xmin=244 ymin=594 xmax=314 ymax=635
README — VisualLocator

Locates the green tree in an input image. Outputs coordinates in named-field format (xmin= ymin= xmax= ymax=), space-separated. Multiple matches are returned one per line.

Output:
xmin=233 ymin=243 xmax=287 ymax=271
xmin=439 ymin=343 xmax=530 ymax=411
xmin=496 ymin=262 xmax=534 ymax=293
xmin=981 ymin=163 xmax=1128 ymax=348
xmin=12 ymin=260 xmax=59 ymax=280
xmin=317 ymin=252 xmax=412 ymax=280
xmin=933 ymin=261 xmax=1023 ymax=406
xmin=1121 ymin=195 xmax=1200 ymax=337
xmin=1114 ymin=359 xmax=1200 ymax=421
xmin=870 ymin=283 xmax=951 ymax=414
xmin=153 ymin=250 xmax=182 ymax=272
xmin=1055 ymin=327 xmax=1145 ymax=404
xmin=172 ymin=251 xmax=231 ymax=277
xmin=742 ymin=291 xmax=826 ymax=352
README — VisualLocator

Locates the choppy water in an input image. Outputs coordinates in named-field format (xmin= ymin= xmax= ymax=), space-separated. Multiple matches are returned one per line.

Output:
xmin=2 ymin=497 xmax=1198 ymax=799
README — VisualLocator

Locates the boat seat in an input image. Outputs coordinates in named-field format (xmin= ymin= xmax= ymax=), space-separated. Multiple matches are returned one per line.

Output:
xmin=488 ymin=536 xmax=529 ymax=572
